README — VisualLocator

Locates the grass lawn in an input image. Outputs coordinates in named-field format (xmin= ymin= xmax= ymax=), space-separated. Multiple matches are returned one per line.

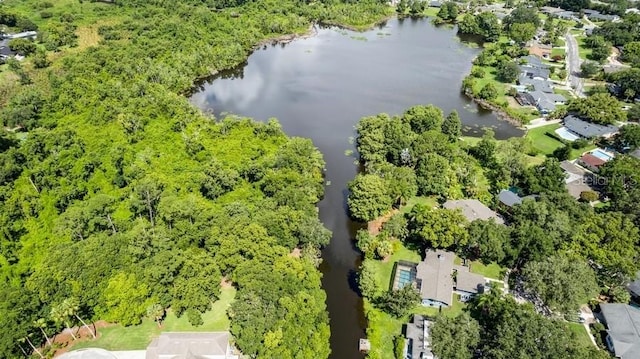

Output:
xmin=401 ymin=196 xmax=439 ymax=214
xmin=554 ymin=88 xmax=573 ymax=98
xmin=71 ymin=287 xmax=236 ymax=351
xmin=423 ymin=7 xmax=440 ymax=17
xmin=460 ymin=136 xmax=482 ymax=146
xmin=372 ymin=243 xmax=422 ymax=293
xmin=577 ymin=37 xmax=592 ymax=61
xmin=551 ymin=47 xmax=566 ymax=58
xmin=567 ymin=323 xmax=593 ymax=348
xmin=525 ymin=123 xmax=564 ymax=155
xmin=364 ymin=242 xmax=468 ymax=358
xmin=469 ymin=261 xmax=506 ymax=280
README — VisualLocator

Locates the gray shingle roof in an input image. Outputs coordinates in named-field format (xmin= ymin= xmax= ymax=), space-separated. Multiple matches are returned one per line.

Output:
xmin=564 ymin=116 xmax=619 ymax=139
xmin=455 ymin=268 xmax=486 ymax=294
xmin=499 ymin=189 xmax=522 ymax=207
xmin=600 ymin=304 xmax=640 ymax=359
xmin=443 ymin=199 xmax=504 ymax=224
xmin=145 ymin=332 xmax=233 ymax=359
xmin=416 ymin=250 xmax=454 ymax=305
xmin=629 ymin=279 xmax=640 ymax=297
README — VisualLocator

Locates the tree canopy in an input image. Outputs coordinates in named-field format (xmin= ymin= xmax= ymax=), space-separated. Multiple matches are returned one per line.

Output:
xmin=567 ymin=93 xmax=626 ymax=125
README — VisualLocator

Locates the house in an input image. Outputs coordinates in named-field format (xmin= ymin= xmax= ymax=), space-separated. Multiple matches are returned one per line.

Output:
xmin=628 ymin=274 xmax=640 ymax=303
xmin=57 ymin=348 xmax=125 ymax=359
xmin=583 ymin=10 xmax=620 ymax=22
xmin=498 ymin=189 xmax=522 ymax=208
xmin=404 ymin=315 xmax=435 ymax=359
xmin=563 ymin=116 xmax=619 ymax=139
xmin=146 ymin=332 xmax=239 ymax=359
xmin=60 ymin=332 xmax=239 ymax=359
xmin=429 ymin=1 xmax=442 ymax=7
xmin=5 ymin=31 xmax=37 ymax=40
xmin=530 ymin=90 xmax=566 ymax=114
xmin=604 ymin=64 xmax=628 ymax=74
xmin=527 ymin=43 xmax=552 ymax=59
xmin=416 ymin=250 xmax=455 ymax=307
xmin=578 ymin=153 xmax=607 ymax=172
xmin=599 ymin=304 xmax=640 ymax=359
xmin=518 ymin=75 xmax=553 ymax=93
xmin=454 ymin=269 xmax=486 ymax=302
xmin=515 ymin=92 xmax=537 ymax=107
xmin=560 ymin=160 xmax=598 ymax=199
xmin=414 ymin=250 xmax=487 ymax=307
xmin=443 ymin=199 xmax=504 ymax=224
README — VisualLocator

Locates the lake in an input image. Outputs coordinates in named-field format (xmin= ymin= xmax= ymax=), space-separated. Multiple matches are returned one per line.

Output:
xmin=191 ymin=17 xmax=523 ymax=359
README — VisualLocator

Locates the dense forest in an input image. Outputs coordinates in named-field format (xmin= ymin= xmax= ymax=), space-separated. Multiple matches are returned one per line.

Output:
xmin=350 ymin=104 xmax=639 ymax=358
xmin=0 ymin=0 xmax=392 ymax=358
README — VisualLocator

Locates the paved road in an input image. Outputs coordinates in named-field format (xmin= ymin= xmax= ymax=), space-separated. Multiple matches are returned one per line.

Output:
xmin=565 ymin=32 xmax=586 ymax=98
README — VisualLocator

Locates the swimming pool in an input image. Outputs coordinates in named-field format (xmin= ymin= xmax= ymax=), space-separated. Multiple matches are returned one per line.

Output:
xmin=397 ymin=269 xmax=415 ymax=289
xmin=555 ymin=127 xmax=580 ymax=142
xmin=591 ymin=149 xmax=614 ymax=161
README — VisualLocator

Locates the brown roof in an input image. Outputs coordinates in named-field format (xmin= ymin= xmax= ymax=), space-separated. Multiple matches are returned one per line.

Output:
xmin=580 ymin=153 xmax=606 ymax=167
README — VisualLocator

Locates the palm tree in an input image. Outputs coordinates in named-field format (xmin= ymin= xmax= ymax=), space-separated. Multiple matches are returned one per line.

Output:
xmin=19 ymin=335 xmax=43 ymax=358
xmin=146 ymin=303 xmax=165 ymax=328
xmin=33 ymin=318 xmax=52 ymax=347
xmin=65 ymin=298 xmax=96 ymax=339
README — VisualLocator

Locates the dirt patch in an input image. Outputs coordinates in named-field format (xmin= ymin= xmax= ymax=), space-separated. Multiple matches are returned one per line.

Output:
xmin=289 ymin=247 xmax=302 ymax=258
xmin=49 ymin=321 xmax=112 ymax=356
xmin=527 ymin=46 xmax=551 ymax=59
xmin=367 ymin=209 xmax=398 ymax=236
xmin=220 ymin=277 xmax=233 ymax=289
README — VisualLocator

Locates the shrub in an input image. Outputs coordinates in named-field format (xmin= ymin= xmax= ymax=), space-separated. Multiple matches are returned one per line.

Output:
xmin=478 ymin=83 xmax=498 ymax=100
xmin=579 ymin=191 xmax=599 ymax=202
xmin=40 ymin=11 xmax=53 ymax=19
xmin=394 ymin=336 xmax=406 ymax=359
xmin=571 ymin=138 xmax=590 ymax=149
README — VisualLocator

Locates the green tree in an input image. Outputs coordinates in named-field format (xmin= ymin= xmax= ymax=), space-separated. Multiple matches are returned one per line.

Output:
xmin=408 ymin=205 xmax=469 ymax=248
xmin=496 ymin=61 xmax=520 ymax=83
xmin=146 ymin=303 xmax=165 ymax=328
xmin=464 ymin=219 xmax=510 ymax=263
xmin=8 ymin=38 xmax=36 ymax=55
xmin=431 ymin=313 xmax=481 ymax=359
xmin=580 ymin=61 xmax=600 ymax=78
xmin=571 ymin=211 xmax=640 ymax=285
xmin=508 ymin=23 xmax=536 ymax=43
xmin=376 ymin=286 xmax=421 ymax=317
xmin=358 ymin=260 xmax=380 ymax=299
xmin=415 ymin=153 xmax=451 ymax=196
xmin=622 ymin=41 xmax=640 ymax=67
xmin=628 ymin=104 xmax=640 ymax=122
xmin=615 ymin=124 xmax=640 ymax=150
xmin=552 ymin=144 xmax=571 ymax=161
xmin=470 ymin=129 xmax=497 ymax=167
xmin=347 ymin=174 xmax=392 ymax=222
xmin=101 ymin=272 xmax=151 ymax=326
xmin=522 ymin=255 xmax=599 ymax=313
xmin=442 ymin=110 xmax=462 ymax=141
xmin=503 ymin=5 xmax=541 ymax=28
xmin=567 ymin=93 xmax=626 ymax=125
xmin=478 ymin=83 xmax=498 ymax=100
xmin=403 ymin=105 xmax=444 ymax=134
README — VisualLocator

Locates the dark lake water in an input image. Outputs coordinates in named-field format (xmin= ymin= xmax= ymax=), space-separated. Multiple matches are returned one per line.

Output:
xmin=191 ymin=17 xmax=523 ymax=359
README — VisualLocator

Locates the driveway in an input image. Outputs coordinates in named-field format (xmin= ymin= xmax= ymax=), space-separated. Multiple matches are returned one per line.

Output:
xmin=565 ymin=32 xmax=586 ymax=98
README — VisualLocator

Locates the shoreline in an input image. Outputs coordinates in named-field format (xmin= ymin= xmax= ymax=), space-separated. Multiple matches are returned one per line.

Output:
xmin=464 ymin=89 xmax=527 ymax=130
